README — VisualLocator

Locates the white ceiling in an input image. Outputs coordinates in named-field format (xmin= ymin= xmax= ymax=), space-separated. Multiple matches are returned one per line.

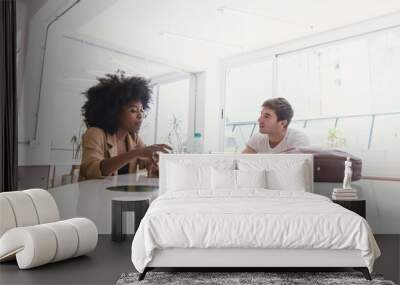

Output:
xmin=73 ymin=0 xmax=400 ymax=72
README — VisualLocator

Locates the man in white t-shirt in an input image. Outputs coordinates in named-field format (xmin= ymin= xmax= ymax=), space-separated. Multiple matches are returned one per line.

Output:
xmin=242 ymin=98 xmax=309 ymax=153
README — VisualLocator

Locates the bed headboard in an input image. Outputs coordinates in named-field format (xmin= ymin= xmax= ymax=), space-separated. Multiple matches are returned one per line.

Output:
xmin=159 ymin=153 xmax=314 ymax=194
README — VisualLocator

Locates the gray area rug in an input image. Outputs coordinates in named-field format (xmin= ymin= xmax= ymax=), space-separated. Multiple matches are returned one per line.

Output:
xmin=116 ymin=271 xmax=396 ymax=285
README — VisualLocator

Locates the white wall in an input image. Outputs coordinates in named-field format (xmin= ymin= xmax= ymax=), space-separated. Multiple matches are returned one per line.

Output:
xmin=18 ymin=0 xmax=74 ymax=165
xmin=16 ymin=0 xmax=46 ymax=163
xmin=202 ymin=61 xmax=221 ymax=153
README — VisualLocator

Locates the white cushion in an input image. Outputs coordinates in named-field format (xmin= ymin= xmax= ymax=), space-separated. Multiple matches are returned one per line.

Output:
xmin=210 ymin=169 xmax=268 ymax=190
xmin=0 ymin=226 xmax=57 ymax=269
xmin=1 ymin=192 xmax=39 ymax=227
xmin=0 ymin=190 xmax=59 ymax=236
xmin=0 ymin=196 xmax=16 ymax=237
xmin=167 ymin=162 xmax=211 ymax=191
xmin=211 ymin=168 xmax=237 ymax=190
xmin=238 ymin=158 xmax=309 ymax=191
xmin=0 ymin=218 xmax=97 ymax=269
xmin=23 ymin=189 xmax=60 ymax=223
xmin=65 ymin=218 xmax=98 ymax=257
xmin=0 ymin=189 xmax=98 ymax=269
xmin=160 ymin=155 xmax=236 ymax=194
xmin=236 ymin=169 xmax=267 ymax=189
xmin=42 ymin=221 xmax=79 ymax=262
xmin=266 ymin=161 xmax=307 ymax=191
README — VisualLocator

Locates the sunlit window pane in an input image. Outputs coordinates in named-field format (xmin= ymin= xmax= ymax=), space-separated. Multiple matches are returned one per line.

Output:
xmin=225 ymin=124 xmax=256 ymax=152
xmin=370 ymin=114 xmax=400 ymax=152
xmin=335 ymin=116 xmax=373 ymax=151
xmin=303 ymin=119 xmax=336 ymax=147
xmin=277 ymin=38 xmax=372 ymax=119
xmin=225 ymin=59 xmax=273 ymax=123
xmin=289 ymin=120 xmax=306 ymax=131
xmin=277 ymin=51 xmax=320 ymax=119
xmin=139 ymin=85 xmax=158 ymax=145
xmin=369 ymin=28 xmax=400 ymax=113
xmin=224 ymin=59 xmax=273 ymax=150
xmin=156 ymin=79 xmax=190 ymax=152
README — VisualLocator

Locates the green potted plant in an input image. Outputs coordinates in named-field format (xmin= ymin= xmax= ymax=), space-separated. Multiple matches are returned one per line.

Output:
xmin=327 ymin=128 xmax=346 ymax=148
xmin=166 ymin=115 xmax=187 ymax=153
xmin=70 ymin=122 xmax=86 ymax=161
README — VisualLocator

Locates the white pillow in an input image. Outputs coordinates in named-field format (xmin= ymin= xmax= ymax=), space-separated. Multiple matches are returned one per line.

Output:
xmin=167 ymin=162 xmax=211 ymax=191
xmin=266 ymin=161 xmax=307 ymax=191
xmin=236 ymin=169 xmax=267 ymax=189
xmin=238 ymin=159 xmax=309 ymax=191
xmin=210 ymin=168 xmax=237 ymax=190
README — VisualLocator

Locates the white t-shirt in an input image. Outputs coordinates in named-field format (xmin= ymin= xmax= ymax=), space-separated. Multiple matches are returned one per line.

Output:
xmin=247 ymin=128 xmax=310 ymax=153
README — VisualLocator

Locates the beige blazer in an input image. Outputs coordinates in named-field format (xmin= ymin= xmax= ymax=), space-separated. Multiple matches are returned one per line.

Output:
xmin=79 ymin=127 xmax=145 ymax=181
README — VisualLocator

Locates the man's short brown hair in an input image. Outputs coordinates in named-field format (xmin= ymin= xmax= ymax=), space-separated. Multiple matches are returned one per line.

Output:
xmin=262 ymin=97 xmax=294 ymax=128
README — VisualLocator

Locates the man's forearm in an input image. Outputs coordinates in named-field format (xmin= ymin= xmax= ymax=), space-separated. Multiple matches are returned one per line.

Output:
xmin=242 ymin=145 xmax=257 ymax=153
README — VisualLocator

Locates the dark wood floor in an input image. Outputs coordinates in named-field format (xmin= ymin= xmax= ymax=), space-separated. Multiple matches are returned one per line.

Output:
xmin=0 ymin=235 xmax=399 ymax=285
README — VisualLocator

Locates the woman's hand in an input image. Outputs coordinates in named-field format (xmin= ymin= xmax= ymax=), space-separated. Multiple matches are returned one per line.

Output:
xmin=136 ymin=144 xmax=172 ymax=160
xmin=146 ymin=160 xmax=159 ymax=178
xmin=99 ymin=144 xmax=172 ymax=177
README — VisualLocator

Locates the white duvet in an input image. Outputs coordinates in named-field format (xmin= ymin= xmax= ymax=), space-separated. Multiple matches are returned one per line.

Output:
xmin=131 ymin=190 xmax=380 ymax=273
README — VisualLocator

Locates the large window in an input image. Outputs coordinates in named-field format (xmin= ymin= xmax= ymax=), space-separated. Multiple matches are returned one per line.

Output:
xmin=223 ymin=26 xmax=400 ymax=178
xmin=224 ymin=59 xmax=273 ymax=152
xmin=140 ymin=77 xmax=193 ymax=153
xmin=277 ymin=27 xmax=400 ymax=119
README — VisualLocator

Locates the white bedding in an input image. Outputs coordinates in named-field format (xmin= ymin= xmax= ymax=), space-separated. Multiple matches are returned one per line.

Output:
xmin=131 ymin=190 xmax=380 ymax=273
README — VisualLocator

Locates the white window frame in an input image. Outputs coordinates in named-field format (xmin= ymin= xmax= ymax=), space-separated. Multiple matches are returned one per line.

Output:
xmin=149 ymin=72 xmax=198 ymax=148
xmin=220 ymin=12 xmax=400 ymax=152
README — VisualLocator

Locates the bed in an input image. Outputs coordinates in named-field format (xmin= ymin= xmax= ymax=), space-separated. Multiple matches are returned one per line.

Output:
xmin=131 ymin=154 xmax=380 ymax=281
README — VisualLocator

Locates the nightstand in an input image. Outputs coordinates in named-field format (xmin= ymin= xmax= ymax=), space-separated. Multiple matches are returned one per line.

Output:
xmin=332 ymin=199 xmax=366 ymax=218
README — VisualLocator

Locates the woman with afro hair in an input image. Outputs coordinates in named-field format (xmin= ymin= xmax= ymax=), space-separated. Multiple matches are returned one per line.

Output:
xmin=79 ymin=72 xmax=171 ymax=181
